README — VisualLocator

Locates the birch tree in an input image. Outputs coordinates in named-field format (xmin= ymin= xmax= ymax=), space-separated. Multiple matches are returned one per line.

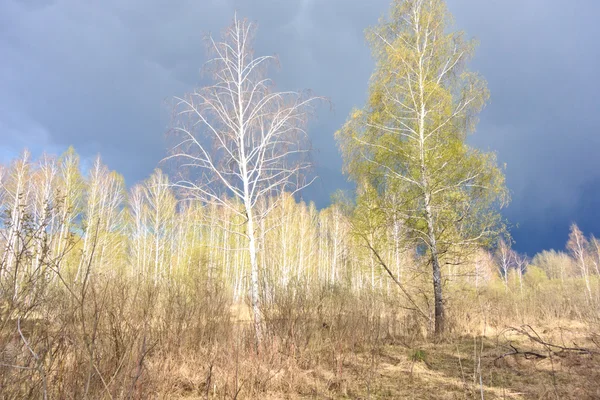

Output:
xmin=531 ymin=250 xmax=573 ymax=282
xmin=168 ymin=16 xmax=319 ymax=345
xmin=30 ymin=154 xmax=59 ymax=278
xmin=77 ymin=157 xmax=125 ymax=280
xmin=589 ymin=236 xmax=600 ymax=277
xmin=337 ymin=0 xmax=508 ymax=334
xmin=496 ymin=238 xmax=514 ymax=288
xmin=129 ymin=184 xmax=149 ymax=278
xmin=567 ymin=224 xmax=592 ymax=300
xmin=0 ymin=151 xmax=33 ymax=290
xmin=54 ymin=148 xmax=84 ymax=271
xmin=144 ymin=169 xmax=176 ymax=282
xmin=513 ymin=252 xmax=529 ymax=294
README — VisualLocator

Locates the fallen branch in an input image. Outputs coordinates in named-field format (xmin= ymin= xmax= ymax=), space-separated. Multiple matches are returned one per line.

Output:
xmin=512 ymin=325 xmax=599 ymax=356
xmin=495 ymin=325 xmax=599 ymax=367
xmin=494 ymin=342 xmax=547 ymax=366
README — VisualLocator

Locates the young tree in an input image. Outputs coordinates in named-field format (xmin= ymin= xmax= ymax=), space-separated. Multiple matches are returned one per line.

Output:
xmin=129 ymin=184 xmax=150 ymax=278
xmin=513 ymin=252 xmax=529 ymax=294
xmin=1 ymin=151 xmax=33 ymax=289
xmin=168 ymin=16 xmax=319 ymax=345
xmin=472 ymin=249 xmax=495 ymax=288
xmin=567 ymin=224 xmax=592 ymax=300
xmin=495 ymin=238 xmax=514 ymax=288
xmin=143 ymin=169 xmax=177 ymax=282
xmin=531 ymin=249 xmax=573 ymax=282
xmin=30 ymin=154 xmax=59 ymax=277
xmin=336 ymin=0 xmax=508 ymax=334
xmin=53 ymin=148 xmax=84 ymax=271
xmin=589 ymin=236 xmax=600 ymax=277
xmin=77 ymin=157 xmax=125 ymax=281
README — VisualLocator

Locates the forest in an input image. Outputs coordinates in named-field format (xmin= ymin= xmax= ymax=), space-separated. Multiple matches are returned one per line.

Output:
xmin=1 ymin=0 xmax=599 ymax=399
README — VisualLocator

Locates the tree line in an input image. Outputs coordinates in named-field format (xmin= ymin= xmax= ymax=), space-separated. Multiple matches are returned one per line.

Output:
xmin=1 ymin=147 xmax=597 ymax=329
xmin=1 ymin=0 xmax=598 ymax=375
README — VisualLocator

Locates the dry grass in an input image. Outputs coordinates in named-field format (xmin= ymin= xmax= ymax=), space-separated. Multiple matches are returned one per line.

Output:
xmin=252 ymin=322 xmax=599 ymax=399
xmin=2 ymin=226 xmax=599 ymax=399
xmin=2 ymin=281 xmax=599 ymax=399
xmin=118 ymin=318 xmax=599 ymax=400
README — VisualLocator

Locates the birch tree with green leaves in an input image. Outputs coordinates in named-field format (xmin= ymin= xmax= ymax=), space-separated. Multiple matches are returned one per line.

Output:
xmin=336 ymin=0 xmax=508 ymax=334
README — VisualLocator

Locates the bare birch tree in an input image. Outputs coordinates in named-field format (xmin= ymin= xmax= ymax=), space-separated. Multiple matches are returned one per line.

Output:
xmin=168 ymin=16 xmax=319 ymax=345
xmin=1 ymin=151 xmax=33 ymax=296
xmin=496 ymin=238 xmax=514 ymax=288
xmin=590 ymin=236 xmax=600 ymax=277
xmin=513 ymin=252 xmax=529 ymax=294
xmin=567 ymin=224 xmax=592 ymax=300
xmin=144 ymin=169 xmax=176 ymax=282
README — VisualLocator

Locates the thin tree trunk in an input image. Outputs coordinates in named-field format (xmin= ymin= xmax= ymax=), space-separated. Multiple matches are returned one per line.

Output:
xmin=416 ymin=18 xmax=445 ymax=335
xmin=246 ymin=207 xmax=263 ymax=348
xmin=425 ymin=200 xmax=445 ymax=336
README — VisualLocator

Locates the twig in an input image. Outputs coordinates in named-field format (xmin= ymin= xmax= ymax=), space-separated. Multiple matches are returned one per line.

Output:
xmin=18 ymin=317 xmax=48 ymax=400
xmin=494 ymin=342 xmax=547 ymax=366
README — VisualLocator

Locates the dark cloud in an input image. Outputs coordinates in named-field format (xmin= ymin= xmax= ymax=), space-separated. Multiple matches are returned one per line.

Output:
xmin=449 ymin=0 xmax=600 ymax=252
xmin=1 ymin=0 xmax=599 ymax=253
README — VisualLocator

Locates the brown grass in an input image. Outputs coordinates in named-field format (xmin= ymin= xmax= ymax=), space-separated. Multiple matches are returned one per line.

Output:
xmin=2 ymin=223 xmax=599 ymax=399
xmin=3 ymin=270 xmax=599 ymax=399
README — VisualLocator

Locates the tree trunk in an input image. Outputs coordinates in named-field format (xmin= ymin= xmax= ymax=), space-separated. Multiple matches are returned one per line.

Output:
xmin=246 ymin=206 xmax=263 ymax=349
xmin=416 ymin=20 xmax=445 ymax=335
xmin=432 ymin=254 xmax=445 ymax=335
xmin=425 ymin=199 xmax=445 ymax=336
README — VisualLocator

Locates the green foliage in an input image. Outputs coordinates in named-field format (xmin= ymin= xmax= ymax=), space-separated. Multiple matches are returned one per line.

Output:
xmin=337 ymin=0 xmax=508 ymax=265
xmin=410 ymin=348 xmax=428 ymax=363
xmin=524 ymin=265 xmax=549 ymax=289
xmin=336 ymin=0 xmax=509 ymax=333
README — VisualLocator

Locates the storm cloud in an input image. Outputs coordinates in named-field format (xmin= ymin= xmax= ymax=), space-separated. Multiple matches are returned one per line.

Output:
xmin=1 ymin=0 xmax=599 ymax=253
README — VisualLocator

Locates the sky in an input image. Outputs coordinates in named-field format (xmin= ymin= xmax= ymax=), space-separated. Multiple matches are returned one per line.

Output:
xmin=1 ymin=0 xmax=599 ymax=254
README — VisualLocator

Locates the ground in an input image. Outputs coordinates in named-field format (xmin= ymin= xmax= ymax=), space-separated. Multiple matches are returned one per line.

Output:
xmin=251 ymin=323 xmax=600 ymax=399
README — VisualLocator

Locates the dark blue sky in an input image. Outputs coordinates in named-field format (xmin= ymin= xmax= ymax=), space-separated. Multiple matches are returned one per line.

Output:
xmin=1 ymin=0 xmax=599 ymax=254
